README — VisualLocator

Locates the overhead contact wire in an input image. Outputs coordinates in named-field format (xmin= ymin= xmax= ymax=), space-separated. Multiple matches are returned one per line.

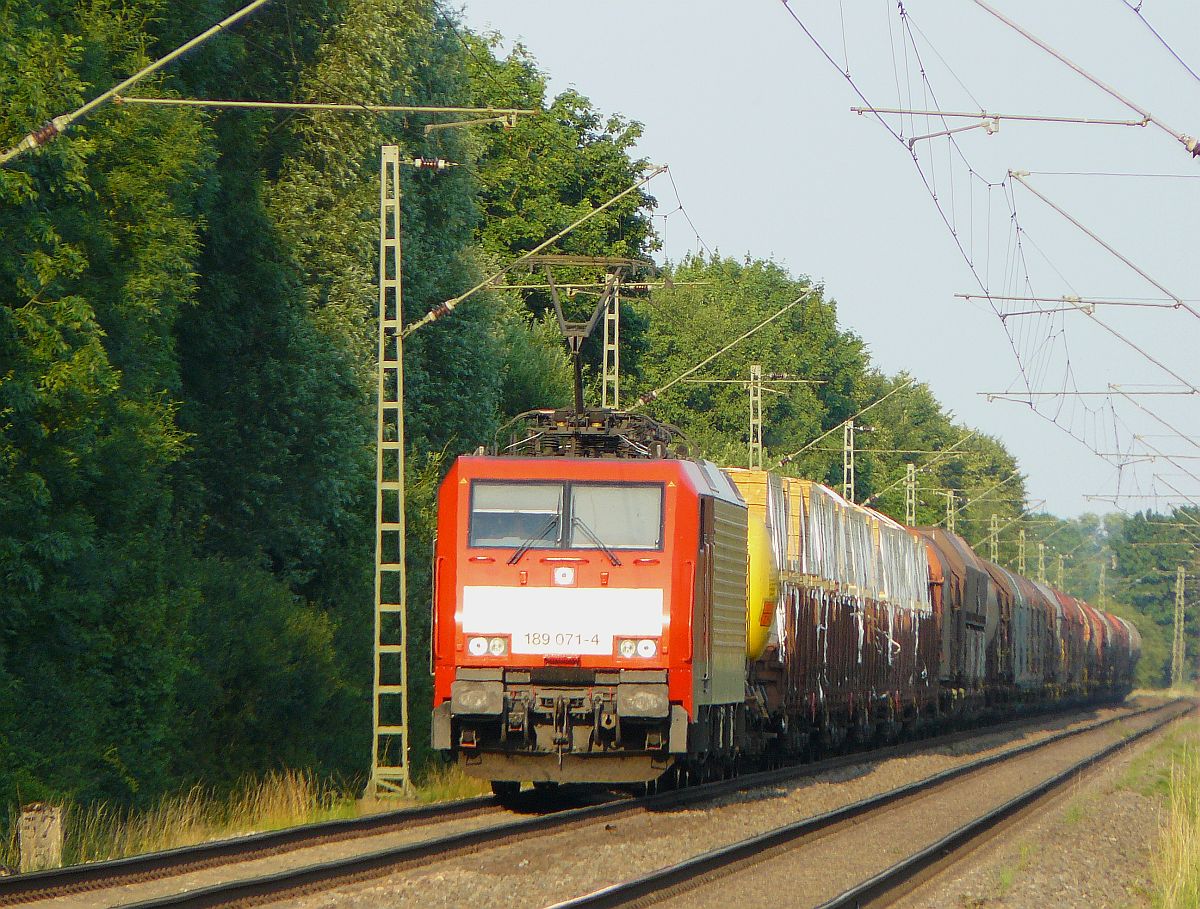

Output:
xmin=404 ymin=166 xmax=668 ymax=336
xmin=1010 ymin=172 xmax=1200 ymax=320
xmin=666 ymin=168 xmax=715 ymax=257
xmin=1119 ymin=0 xmax=1200 ymax=87
xmin=779 ymin=1 xmax=1039 ymax=400
xmin=0 ymin=0 xmax=273 ymax=165
xmin=987 ymin=176 xmax=1193 ymax=474
xmin=775 ymin=377 xmax=918 ymax=465
xmin=950 ymin=469 xmax=1023 ymax=518
xmin=632 ymin=288 xmax=820 ymax=410
xmin=860 ymin=430 xmax=979 ymax=507
xmin=971 ymin=0 xmax=1200 ymax=157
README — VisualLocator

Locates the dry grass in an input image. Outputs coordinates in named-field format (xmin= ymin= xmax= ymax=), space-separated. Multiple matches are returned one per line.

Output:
xmin=409 ymin=762 xmax=490 ymax=804
xmin=2 ymin=763 xmax=490 ymax=872
xmin=2 ymin=769 xmax=357 ymax=870
xmin=1133 ymin=685 xmax=1197 ymax=702
xmin=1153 ymin=743 xmax=1200 ymax=908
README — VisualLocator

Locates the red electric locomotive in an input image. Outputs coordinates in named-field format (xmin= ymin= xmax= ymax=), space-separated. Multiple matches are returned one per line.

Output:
xmin=431 ymin=411 xmax=750 ymax=792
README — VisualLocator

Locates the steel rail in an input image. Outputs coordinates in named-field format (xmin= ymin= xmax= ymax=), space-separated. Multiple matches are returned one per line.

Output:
xmin=0 ymin=700 xmax=1151 ymax=907
xmin=109 ymin=700 xmax=1163 ymax=909
xmin=814 ymin=701 xmax=1193 ymax=909
xmin=0 ymin=703 xmax=1125 ymax=905
xmin=546 ymin=700 xmax=1186 ymax=909
xmin=0 ymin=794 xmax=501 ymax=904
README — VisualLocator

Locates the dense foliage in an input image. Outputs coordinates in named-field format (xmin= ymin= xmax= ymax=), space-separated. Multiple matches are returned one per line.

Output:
xmin=0 ymin=0 xmax=1182 ymax=815
xmin=0 ymin=0 xmax=669 ymax=809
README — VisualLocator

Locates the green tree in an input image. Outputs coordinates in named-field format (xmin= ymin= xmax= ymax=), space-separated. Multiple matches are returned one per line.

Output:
xmin=0 ymin=0 xmax=212 ymax=805
xmin=629 ymin=254 xmax=866 ymax=470
xmin=1106 ymin=510 xmax=1199 ymax=686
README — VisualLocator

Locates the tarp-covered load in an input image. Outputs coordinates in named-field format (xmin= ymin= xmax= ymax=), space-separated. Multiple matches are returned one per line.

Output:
xmin=725 ymin=471 xmax=931 ymax=614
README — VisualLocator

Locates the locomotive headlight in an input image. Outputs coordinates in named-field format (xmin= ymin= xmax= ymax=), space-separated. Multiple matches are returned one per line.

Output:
xmin=488 ymin=636 xmax=508 ymax=657
xmin=637 ymin=638 xmax=657 ymax=658
xmin=467 ymin=636 xmax=488 ymax=656
xmin=618 ymin=639 xmax=637 ymax=659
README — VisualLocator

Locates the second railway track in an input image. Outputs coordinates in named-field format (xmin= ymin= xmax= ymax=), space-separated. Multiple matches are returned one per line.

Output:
xmin=552 ymin=698 xmax=1193 ymax=909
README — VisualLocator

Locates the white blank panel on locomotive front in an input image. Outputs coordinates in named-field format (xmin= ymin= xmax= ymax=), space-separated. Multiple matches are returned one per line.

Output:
xmin=461 ymin=586 xmax=665 ymax=655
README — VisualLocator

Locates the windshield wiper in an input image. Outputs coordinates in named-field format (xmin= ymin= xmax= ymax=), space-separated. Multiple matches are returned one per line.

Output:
xmin=571 ymin=516 xmax=622 ymax=566
xmin=507 ymin=515 xmax=560 ymax=565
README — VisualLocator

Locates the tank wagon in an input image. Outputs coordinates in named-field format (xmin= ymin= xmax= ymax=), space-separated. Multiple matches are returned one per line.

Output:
xmin=430 ymin=409 xmax=1140 ymax=793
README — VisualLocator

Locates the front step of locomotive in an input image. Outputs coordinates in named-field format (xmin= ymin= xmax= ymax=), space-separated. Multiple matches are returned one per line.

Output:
xmin=435 ymin=666 xmax=687 ymax=784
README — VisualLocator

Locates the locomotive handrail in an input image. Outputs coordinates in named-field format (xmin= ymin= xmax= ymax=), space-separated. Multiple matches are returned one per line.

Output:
xmin=431 ymin=555 xmax=444 ymax=675
xmin=681 ymin=559 xmax=695 ymax=663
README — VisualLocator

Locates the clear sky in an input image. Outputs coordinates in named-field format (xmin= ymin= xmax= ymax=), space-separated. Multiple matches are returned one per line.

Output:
xmin=457 ymin=1 xmax=1200 ymax=519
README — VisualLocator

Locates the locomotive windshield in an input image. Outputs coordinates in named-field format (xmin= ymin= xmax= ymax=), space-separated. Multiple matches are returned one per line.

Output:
xmin=468 ymin=481 xmax=663 ymax=550
xmin=569 ymin=484 xmax=662 ymax=549
xmin=469 ymin=482 xmax=563 ymax=547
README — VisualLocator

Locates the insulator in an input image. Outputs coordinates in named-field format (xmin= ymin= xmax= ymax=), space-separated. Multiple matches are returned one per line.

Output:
xmin=31 ymin=122 xmax=59 ymax=146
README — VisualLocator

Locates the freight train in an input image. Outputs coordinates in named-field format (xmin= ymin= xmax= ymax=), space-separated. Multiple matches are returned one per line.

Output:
xmin=430 ymin=408 xmax=1140 ymax=794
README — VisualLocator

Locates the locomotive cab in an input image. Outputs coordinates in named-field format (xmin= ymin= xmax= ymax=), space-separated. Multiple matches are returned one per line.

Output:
xmin=431 ymin=451 xmax=746 ymax=787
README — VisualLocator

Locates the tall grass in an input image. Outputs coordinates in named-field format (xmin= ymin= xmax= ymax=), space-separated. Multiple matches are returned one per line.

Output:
xmin=409 ymin=762 xmax=490 ymax=804
xmin=1153 ymin=744 xmax=1200 ymax=908
xmin=2 ymin=769 xmax=357 ymax=870
xmin=1 ymin=763 xmax=489 ymax=872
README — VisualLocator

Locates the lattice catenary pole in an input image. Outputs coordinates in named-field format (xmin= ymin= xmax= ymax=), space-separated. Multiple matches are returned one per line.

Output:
xmin=944 ymin=490 xmax=956 ymax=534
xmin=989 ymin=514 xmax=999 ymax=562
xmin=601 ymin=273 xmax=621 ymax=409
xmin=370 ymin=145 xmax=411 ymax=796
xmin=905 ymin=463 xmax=916 ymax=526
xmin=370 ymin=150 xmax=453 ymax=796
xmin=1037 ymin=542 xmax=1046 ymax=584
xmin=1172 ymin=565 xmax=1186 ymax=689
xmin=842 ymin=419 xmax=855 ymax=502
xmin=749 ymin=365 xmax=763 ymax=470
xmin=1018 ymin=528 xmax=1027 ymax=575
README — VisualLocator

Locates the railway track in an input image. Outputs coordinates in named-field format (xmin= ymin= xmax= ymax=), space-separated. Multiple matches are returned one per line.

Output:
xmin=0 ymin=699 xmax=1164 ymax=909
xmin=549 ymin=698 xmax=1193 ymax=909
xmin=0 ymin=792 xmax=519 ymax=906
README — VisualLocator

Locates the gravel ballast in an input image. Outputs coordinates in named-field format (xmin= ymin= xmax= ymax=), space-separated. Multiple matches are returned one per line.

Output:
xmin=892 ymin=710 xmax=1200 ymax=909
xmin=646 ymin=703 xmax=1182 ymax=909
xmin=275 ymin=701 xmax=1170 ymax=909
